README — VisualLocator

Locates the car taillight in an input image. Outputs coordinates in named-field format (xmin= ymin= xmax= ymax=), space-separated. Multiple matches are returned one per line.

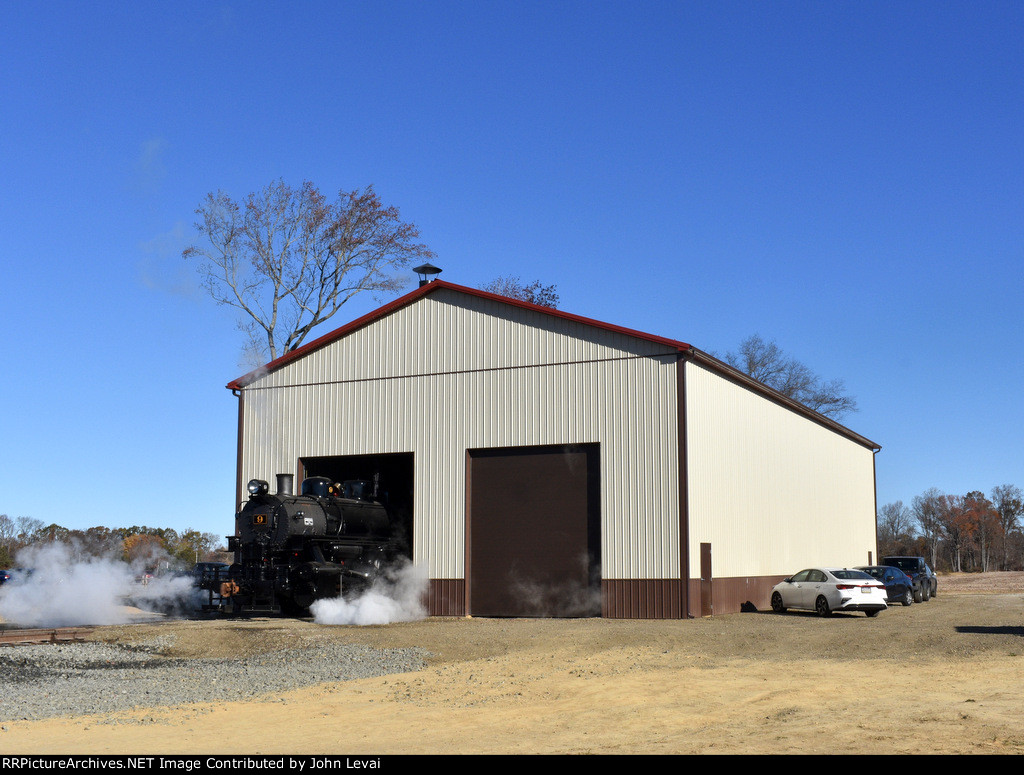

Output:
xmin=837 ymin=584 xmax=883 ymax=590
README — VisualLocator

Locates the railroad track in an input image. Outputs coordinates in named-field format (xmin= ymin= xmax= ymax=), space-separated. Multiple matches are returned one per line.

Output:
xmin=0 ymin=627 xmax=94 ymax=646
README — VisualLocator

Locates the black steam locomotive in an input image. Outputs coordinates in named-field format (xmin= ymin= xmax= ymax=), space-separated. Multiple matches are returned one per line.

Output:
xmin=201 ymin=473 xmax=404 ymax=614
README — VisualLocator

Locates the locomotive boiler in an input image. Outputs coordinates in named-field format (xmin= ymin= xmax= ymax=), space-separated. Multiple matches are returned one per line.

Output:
xmin=206 ymin=473 xmax=404 ymax=614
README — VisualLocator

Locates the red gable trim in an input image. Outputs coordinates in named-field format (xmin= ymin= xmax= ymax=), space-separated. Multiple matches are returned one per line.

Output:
xmin=226 ymin=280 xmax=692 ymax=390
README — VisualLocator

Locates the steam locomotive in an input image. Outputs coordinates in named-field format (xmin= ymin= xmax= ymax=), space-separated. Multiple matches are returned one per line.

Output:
xmin=201 ymin=473 xmax=404 ymax=614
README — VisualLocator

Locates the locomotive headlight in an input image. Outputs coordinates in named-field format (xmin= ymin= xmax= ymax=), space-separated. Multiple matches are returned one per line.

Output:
xmin=247 ymin=479 xmax=270 ymax=497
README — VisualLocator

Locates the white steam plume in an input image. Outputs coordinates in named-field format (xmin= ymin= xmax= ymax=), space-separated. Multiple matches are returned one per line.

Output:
xmin=0 ymin=542 xmax=199 ymax=627
xmin=310 ymin=560 xmax=428 ymax=626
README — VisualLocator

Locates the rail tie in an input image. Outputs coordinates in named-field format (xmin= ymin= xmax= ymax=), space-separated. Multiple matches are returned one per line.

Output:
xmin=0 ymin=627 xmax=94 ymax=646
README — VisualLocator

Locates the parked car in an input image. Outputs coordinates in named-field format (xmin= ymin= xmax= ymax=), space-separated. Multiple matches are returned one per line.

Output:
xmin=771 ymin=567 xmax=888 ymax=617
xmin=856 ymin=565 xmax=917 ymax=606
xmin=881 ymin=556 xmax=937 ymax=601
xmin=0 ymin=568 xmax=30 ymax=586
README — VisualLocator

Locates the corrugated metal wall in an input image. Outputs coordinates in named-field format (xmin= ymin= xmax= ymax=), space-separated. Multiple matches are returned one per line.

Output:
xmin=684 ymin=359 xmax=877 ymax=578
xmin=238 ymin=288 xmax=682 ymax=581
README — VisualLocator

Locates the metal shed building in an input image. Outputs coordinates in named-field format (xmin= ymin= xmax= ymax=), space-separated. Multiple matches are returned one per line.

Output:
xmin=227 ymin=280 xmax=879 ymax=618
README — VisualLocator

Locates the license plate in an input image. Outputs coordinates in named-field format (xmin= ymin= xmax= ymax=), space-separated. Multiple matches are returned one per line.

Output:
xmin=861 ymin=587 xmax=871 ymax=594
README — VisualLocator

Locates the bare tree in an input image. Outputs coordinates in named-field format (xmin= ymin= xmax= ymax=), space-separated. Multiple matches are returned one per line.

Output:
xmin=912 ymin=488 xmax=945 ymax=568
xmin=482 ymin=275 xmax=559 ymax=308
xmin=0 ymin=514 xmax=15 ymax=549
xmin=15 ymin=516 xmax=44 ymax=543
xmin=877 ymin=501 xmax=915 ymax=555
xmin=722 ymin=335 xmax=857 ymax=419
xmin=184 ymin=180 xmax=435 ymax=364
xmin=991 ymin=484 xmax=1023 ymax=570
xmin=0 ymin=514 xmax=13 ymax=567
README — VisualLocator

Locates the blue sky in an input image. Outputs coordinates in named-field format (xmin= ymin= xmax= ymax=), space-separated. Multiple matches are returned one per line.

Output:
xmin=2 ymin=1 xmax=1022 ymax=538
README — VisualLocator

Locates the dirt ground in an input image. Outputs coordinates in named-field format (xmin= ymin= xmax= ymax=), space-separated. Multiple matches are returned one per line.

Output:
xmin=4 ymin=572 xmax=1024 ymax=755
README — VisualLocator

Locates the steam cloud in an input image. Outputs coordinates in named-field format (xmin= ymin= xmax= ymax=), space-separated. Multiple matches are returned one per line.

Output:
xmin=0 ymin=542 xmax=199 ymax=628
xmin=508 ymin=554 xmax=602 ymax=617
xmin=509 ymin=575 xmax=602 ymax=617
xmin=310 ymin=560 xmax=428 ymax=626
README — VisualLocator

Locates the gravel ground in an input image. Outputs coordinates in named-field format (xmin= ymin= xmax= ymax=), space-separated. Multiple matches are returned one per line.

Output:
xmin=3 ymin=571 xmax=1023 ymax=729
xmin=0 ymin=636 xmax=428 ymax=722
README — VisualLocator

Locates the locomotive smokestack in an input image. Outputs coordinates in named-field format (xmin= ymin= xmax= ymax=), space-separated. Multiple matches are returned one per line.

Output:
xmin=276 ymin=473 xmax=294 ymax=496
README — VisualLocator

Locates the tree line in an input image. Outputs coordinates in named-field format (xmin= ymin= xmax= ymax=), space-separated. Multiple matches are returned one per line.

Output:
xmin=0 ymin=513 xmax=226 ymax=571
xmin=877 ymin=485 xmax=1024 ymax=573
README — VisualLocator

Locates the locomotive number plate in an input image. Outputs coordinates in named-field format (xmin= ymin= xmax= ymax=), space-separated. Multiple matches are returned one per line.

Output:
xmin=252 ymin=513 xmax=269 ymax=528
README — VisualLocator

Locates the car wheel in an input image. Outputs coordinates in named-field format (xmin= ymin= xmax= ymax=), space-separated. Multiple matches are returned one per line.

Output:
xmin=931 ymin=582 xmax=938 ymax=597
xmin=865 ymin=609 xmax=880 ymax=617
xmin=922 ymin=584 xmax=931 ymax=602
xmin=771 ymin=591 xmax=786 ymax=613
xmin=913 ymin=586 xmax=923 ymax=603
xmin=902 ymin=588 xmax=913 ymax=606
xmin=815 ymin=596 xmax=831 ymax=617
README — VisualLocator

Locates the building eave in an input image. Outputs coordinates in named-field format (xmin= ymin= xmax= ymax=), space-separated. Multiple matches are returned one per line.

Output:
xmin=225 ymin=279 xmax=692 ymax=390
xmin=223 ymin=280 xmax=878 ymax=451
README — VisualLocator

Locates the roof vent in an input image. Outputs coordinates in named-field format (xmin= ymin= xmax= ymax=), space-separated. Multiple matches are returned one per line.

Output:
xmin=413 ymin=262 xmax=442 ymax=287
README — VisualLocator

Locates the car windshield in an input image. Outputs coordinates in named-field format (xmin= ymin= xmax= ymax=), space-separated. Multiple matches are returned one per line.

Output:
xmin=860 ymin=568 xmax=884 ymax=579
xmin=831 ymin=570 xmax=873 ymax=580
xmin=888 ymin=559 xmax=915 ymax=571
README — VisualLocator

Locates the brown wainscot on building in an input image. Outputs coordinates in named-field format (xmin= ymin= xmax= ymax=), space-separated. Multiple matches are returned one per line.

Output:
xmin=227 ymin=280 xmax=879 ymax=618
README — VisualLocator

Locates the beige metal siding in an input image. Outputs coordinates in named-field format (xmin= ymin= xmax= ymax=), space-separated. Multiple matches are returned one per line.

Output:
xmin=238 ymin=288 xmax=682 ymax=580
xmin=684 ymin=360 xmax=876 ymax=577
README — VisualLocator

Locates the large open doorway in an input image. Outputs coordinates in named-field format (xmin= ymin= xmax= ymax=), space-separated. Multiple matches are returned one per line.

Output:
xmin=299 ymin=452 xmax=415 ymax=559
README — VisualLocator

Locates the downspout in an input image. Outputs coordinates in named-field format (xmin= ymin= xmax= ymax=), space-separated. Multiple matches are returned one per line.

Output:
xmin=677 ymin=349 xmax=694 ymax=617
xmin=872 ymin=446 xmax=880 ymax=566
xmin=233 ymin=387 xmax=245 ymax=508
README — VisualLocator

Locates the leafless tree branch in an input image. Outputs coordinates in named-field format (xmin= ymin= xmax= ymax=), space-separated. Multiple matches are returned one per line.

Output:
xmin=722 ymin=334 xmax=857 ymax=420
xmin=184 ymin=180 xmax=434 ymax=364
xmin=481 ymin=275 xmax=559 ymax=308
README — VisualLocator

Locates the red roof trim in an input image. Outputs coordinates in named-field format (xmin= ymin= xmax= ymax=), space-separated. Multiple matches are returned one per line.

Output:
xmin=226 ymin=280 xmax=692 ymax=390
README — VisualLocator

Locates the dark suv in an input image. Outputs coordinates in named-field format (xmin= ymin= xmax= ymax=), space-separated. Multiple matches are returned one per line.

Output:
xmin=882 ymin=556 xmax=937 ymax=602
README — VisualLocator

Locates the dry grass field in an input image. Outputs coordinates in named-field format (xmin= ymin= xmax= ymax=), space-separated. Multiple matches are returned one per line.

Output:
xmin=4 ymin=571 xmax=1024 ymax=755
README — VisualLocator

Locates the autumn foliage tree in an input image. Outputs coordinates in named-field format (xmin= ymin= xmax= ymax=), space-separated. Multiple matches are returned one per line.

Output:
xmin=172 ymin=529 xmax=221 ymax=565
xmin=184 ymin=180 xmax=435 ymax=365
xmin=966 ymin=491 xmax=1001 ymax=572
xmin=0 ymin=517 xmax=228 ymax=571
xmin=892 ymin=486 xmax=1024 ymax=573
xmin=122 ymin=533 xmax=168 ymax=567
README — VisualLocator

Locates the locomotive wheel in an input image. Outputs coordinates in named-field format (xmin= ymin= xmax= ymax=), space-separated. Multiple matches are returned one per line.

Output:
xmin=281 ymin=597 xmax=311 ymax=617
xmin=291 ymin=583 xmax=318 ymax=611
